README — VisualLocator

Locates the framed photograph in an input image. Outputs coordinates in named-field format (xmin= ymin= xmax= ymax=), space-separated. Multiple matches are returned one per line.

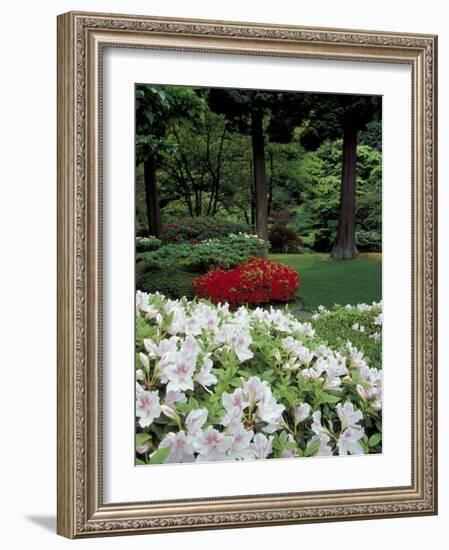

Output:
xmin=57 ymin=11 xmax=438 ymax=538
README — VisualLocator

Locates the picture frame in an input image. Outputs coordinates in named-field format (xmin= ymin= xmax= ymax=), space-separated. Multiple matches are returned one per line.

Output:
xmin=57 ymin=11 xmax=438 ymax=538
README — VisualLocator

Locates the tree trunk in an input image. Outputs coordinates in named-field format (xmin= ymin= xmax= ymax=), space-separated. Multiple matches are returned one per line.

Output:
xmin=144 ymin=155 xmax=161 ymax=237
xmin=251 ymin=110 xmax=268 ymax=245
xmin=331 ymin=121 xmax=359 ymax=260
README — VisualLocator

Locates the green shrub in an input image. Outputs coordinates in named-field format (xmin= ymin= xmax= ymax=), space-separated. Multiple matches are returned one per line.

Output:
xmin=356 ymin=228 xmax=381 ymax=252
xmin=136 ymin=236 xmax=162 ymax=253
xmin=269 ymin=225 xmax=303 ymax=253
xmin=136 ymin=234 xmax=269 ymax=272
xmin=311 ymin=303 xmax=382 ymax=370
xmin=136 ymin=268 xmax=197 ymax=300
xmin=160 ymin=217 xmax=250 ymax=243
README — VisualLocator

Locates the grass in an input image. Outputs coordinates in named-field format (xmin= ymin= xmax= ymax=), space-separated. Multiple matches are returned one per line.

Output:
xmin=269 ymin=252 xmax=382 ymax=312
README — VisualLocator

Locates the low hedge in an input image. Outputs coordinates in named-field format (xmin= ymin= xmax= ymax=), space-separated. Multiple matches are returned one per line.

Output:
xmin=136 ymin=234 xmax=269 ymax=271
xmin=160 ymin=217 xmax=250 ymax=243
xmin=136 ymin=268 xmax=198 ymax=300
xmin=136 ymin=236 xmax=162 ymax=253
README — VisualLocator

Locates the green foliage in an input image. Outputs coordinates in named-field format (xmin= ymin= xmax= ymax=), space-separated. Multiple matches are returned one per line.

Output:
xmin=137 ymin=234 xmax=269 ymax=271
xmin=136 ymin=268 xmax=197 ymax=300
xmin=136 ymin=236 xmax=162 ymax=253
xmin=287 ymin=140 xmax=381 ymax=252
xmin=311 ymin=304 xmax=382 ymax=370
xmin=160 ymin=217 xmax=249 ymax=243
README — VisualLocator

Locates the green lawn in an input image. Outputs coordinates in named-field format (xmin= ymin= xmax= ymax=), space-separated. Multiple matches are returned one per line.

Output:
xmin=269 ymin=252 xmax=382 ymax=312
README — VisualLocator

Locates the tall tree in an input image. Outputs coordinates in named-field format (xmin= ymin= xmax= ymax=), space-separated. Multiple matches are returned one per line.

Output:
xmin=208 ymin=90 xmax=273 ymax=241
xmin=135 ymin=85 xmax=205 ymax=236
xmin=299 ymin=94 xmax=381 ymax=259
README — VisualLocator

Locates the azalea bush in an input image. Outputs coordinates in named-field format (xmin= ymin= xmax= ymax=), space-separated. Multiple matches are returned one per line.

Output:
xmin=135 ymin=292 xmax=382 ymax=465
xmin=160 ymin=217 xmax=250 ymax=243
xmin=136 ymin=233 xmax=269 ymax=271
xmin=193 ymin=257 xmax=299 ymax=308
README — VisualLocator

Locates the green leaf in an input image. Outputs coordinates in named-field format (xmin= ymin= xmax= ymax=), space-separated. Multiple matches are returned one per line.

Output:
xmin=136 ymin=433 xmax=151 ymax=446
xmin=368 ymin=432 xmax=382 ymax=447
xmin=320 ymin=392 xmax=341 ymax=404
xmin=304 ymin=439 xmax=321 ymax=457
xmin=149 ymin=446 xmax=172 ymax=464
xmin=135 ymin=458 xmax=146 ymax=465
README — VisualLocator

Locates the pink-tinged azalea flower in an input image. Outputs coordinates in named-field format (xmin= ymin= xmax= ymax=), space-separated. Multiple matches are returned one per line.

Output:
xmin=337 ymin=427 xmax=365 ymax=455
xmin=227 ymin=425 xmax=254 ymax=460
xmin=294 ymin=403 xmax=311 ymax=425
xmin=311 ymin=433 xmax=334 ymax=456
xmin=184 ymin=316 xmax=203 ymax=336
xmin=250 ymin=433 xmax=273 ymax=459
xmin=181 ymin=334 xmax=201 ymax=357
xmin=214 ymin=325 xmax=253 ymax=363
xmin=161 ymin=404 xmax=178 ymax=420
xmin=281 ymin=337 xmax=314 ymax=366
xmin=243 ymin=376 xmax=266 ymax=405
xmin=220 ymin=405 xmax=244 ymax=432
xmin=195 ymin=356 xmax=217 ymax=391
xmin=164 ymin=390 xmax=187 ymax=406
xmin=194 ymin=426 xmax=233 ymax=461
xmin=159 ymin=431 xmax=195 ymax=463
xmin=136 ymin=389 xmax=162 ymax=428
xmin=143 ymin=336 xmax=178 ymax=360
xmin=163 ymin=347 xmax=197 ymax=392
xmin=221 ymin=388 xmax=248 ymax=415
xmin=356 ymin=384 xmax=370 ymax=401
xmin=185 ymin=408 xmax=208 ymax=435
xmin=162 ymin=336 xmax=199 ymax=391
xmin=336 ymin=402 xmax=363 ymax=430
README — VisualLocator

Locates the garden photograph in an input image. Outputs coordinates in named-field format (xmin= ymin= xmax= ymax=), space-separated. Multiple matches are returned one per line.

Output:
xmin=134 ymin=84 xmax=383 ymax=466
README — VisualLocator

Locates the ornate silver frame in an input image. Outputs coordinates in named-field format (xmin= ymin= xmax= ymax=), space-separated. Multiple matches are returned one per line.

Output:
xmin=57 ymin=11 xmax=438 ymax=538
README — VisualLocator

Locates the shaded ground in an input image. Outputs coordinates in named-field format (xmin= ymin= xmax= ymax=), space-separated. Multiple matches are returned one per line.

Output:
xmin=269 ymin=252 xmax=382 ymax=312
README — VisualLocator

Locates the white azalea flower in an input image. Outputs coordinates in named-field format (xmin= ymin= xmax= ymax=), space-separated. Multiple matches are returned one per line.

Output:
xmin=195 ymin=356 xmax=217 ymax=391
xmin=227 ymin=423 xmax=254 ymax=459
xmin=256 ymin=393 xmax=285 ymax=433
xmin=135 ymin=369 xmax=146 ymax=382
xmin=194 ymin=426 xmax=233 ymax=461
xmin=311 ymin=433 xmax=334 ymax=456
xmin=250 ymin=433 xmax=273 ymax=459
xmin=215 ymin=324 xmax=254 ymax=363
xmin=243 ymin=376 xmax=266 ymax=405
xmin=220 ymin=405 xmax=244 ymax=431
xmin=136 ymin=389 xmax=162 ymax=428
xmin=185 ymin=408 xmax=208 ymax=435
xmin=184 ymin=316 xmax=203 ymax=336
xmin=294 ymin=403 xmax=311 ymax=424
xmin=337 ymin=427 xmax=364 ymax=455
xmin=164 ymin=389 xmax=187 ymax=406
xmin=222 ymin=388 xmax=248 ymax=415
xmin=159 ymin=431 xmax=195 ymax=463
xmin=336 ymin=402 xmax=363 ymax=430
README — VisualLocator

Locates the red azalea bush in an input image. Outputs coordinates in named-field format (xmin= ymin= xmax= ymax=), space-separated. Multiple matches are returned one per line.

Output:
xmin=193 ymin=257 xmax=299 ymax=307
